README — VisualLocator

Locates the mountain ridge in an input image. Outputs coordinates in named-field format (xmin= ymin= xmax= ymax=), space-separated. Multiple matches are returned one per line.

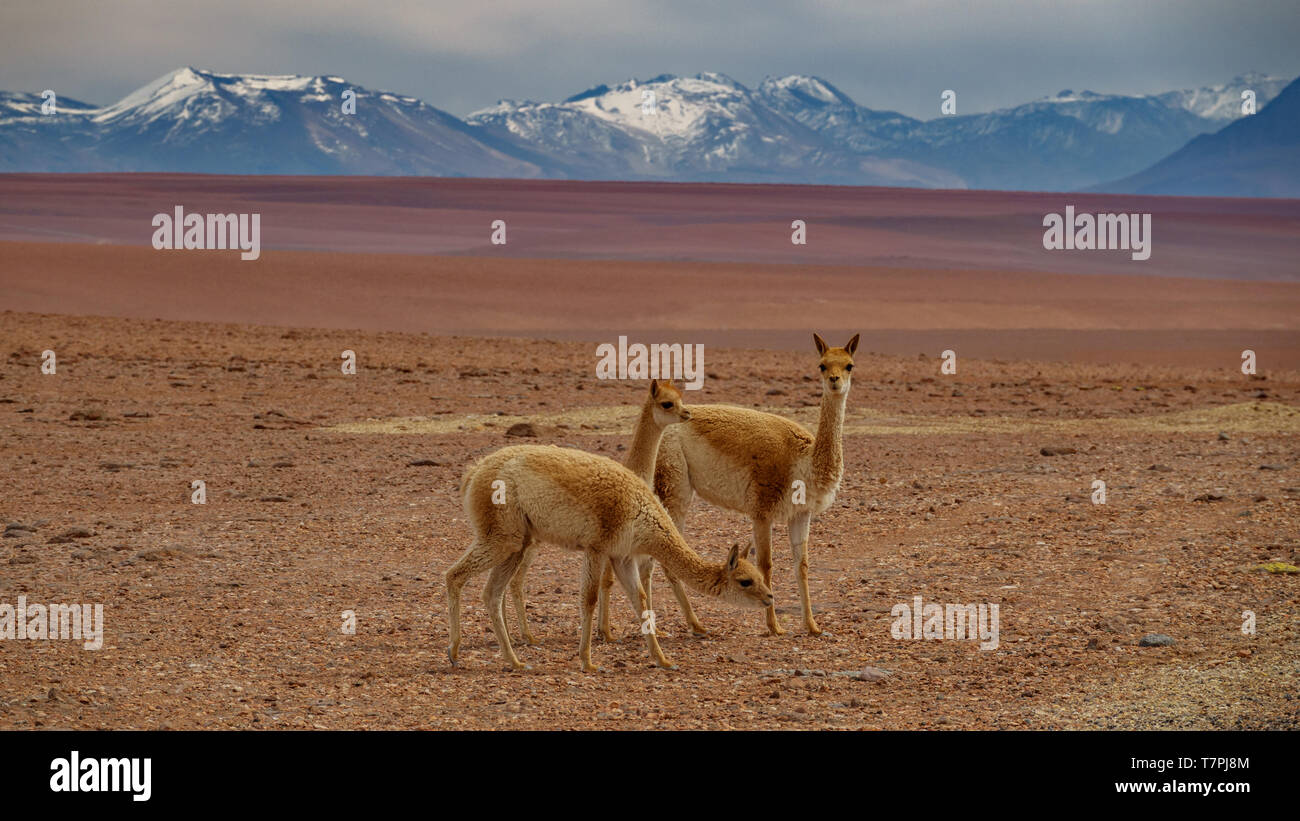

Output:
xmin=1 ymin=66 xmax=1292 ymax=194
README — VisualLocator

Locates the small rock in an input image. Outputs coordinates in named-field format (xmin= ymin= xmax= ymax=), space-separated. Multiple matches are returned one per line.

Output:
xmin=853 ymin=666 xmax=891 ymax=682
xmin=1192 ymin=493 xmax=1224 ymax=502
xmin=1217 ymin=431 xmax=1230 ymax=441
xmin=1040 ymin=446 xmax=1077 ymax=456
xmin=506 ymin=422 xmax=537 ymax=438
xmin=1138 ymin=633 xmax=1175 ymax=647
xmin=407 ymin=459 xmax=442 ymax=467
xmin=48 ymin=527 xmax=94 ymax=544
xmin=1147 ymin=464 xmax=1172 ymax=472
xmin=69 ymin=406 xmax=106 ymax=421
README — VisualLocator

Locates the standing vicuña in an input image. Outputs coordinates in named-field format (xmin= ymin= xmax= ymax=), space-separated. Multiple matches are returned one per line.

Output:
xmin=655 ymin=333 xmax=858 ymax=636
xmin=446 ymin=444 xmax=772 ymax=671
xmin=505 ymin=380 xmax=696 ymax=645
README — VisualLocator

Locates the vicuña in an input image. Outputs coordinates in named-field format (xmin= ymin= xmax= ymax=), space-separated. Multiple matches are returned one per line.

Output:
xmin=447 ymin=444 xmax=772 ymax=671
xmin=654 ymin=332 xmax=858 ymax=636
xmin=506 ymin=380 xmax=698 ymax=645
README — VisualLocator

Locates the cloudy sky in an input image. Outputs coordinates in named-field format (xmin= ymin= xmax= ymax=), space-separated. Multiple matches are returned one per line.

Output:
xmin=3 ymin=0 xmax=1297 ymax=118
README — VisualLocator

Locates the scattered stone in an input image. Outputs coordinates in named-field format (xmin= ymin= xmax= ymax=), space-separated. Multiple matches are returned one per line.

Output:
xmin=48 ymin=527 xmax=94 ymax=544
xmin=1138 ymin=633 xmax=1175 ymax=647
xmin=1192 ymin=493 xmax=1224 ymax=502
xmin=1040 ymin=446 xmax=1077 ymax=456
xmin=765 ymin=388 xmax=786 ymax=396
xmin=506 ymin=422 xmax=537 ymax=438
xmin=1147 ymin=464 xmax=1172 ymax=472
xmin=122 ymin=410 xmax=152 ymax=418
xmin=407 ymin=459 xmax=442 ymax=467
xmin=258 ymin=496 xmax=292 ymax=503
xmin=1217 ymin=431 xmax=1230 ymax=441
xmin=853 ymin=667 xmax=891 ymax=682
xmin=1258 ymin=464 xmax=1285 ymax=471
xmin=69 ymin=406 xmax=106 ymax=421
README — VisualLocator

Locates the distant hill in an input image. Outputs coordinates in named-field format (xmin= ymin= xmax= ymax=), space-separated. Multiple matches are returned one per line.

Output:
xmin=1096 ymin=76 xmax=1300 ymax=198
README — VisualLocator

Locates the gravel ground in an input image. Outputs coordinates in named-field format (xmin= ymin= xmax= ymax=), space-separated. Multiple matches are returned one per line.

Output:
xmin=1 ymin=311 xmax=1296 ymax=729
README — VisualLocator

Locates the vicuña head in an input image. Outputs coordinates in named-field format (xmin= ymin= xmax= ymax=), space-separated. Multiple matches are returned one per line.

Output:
xmin=710 ymin=542 xmax=773 ymax=610
xmin=814 ymin=332 xmax=859 ymax=396
xmin=648 ymin=378 xmax=691 ymax=427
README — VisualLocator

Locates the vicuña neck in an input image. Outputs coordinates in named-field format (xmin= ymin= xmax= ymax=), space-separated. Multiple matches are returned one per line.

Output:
xmin=810 ymin=387 xmax=847 ymax=487
xmin=624 ymin=401 xmax=665 ymax=484
xmin=642 ymin=525 xmax=723 ymax=596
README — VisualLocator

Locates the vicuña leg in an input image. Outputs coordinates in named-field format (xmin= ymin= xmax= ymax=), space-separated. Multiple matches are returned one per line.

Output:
xmin=578 ymin=553 xmax=604 ymax=673
xmin=596 ymin=562 xmax=617 ymax=642
xmin=610 ymin=556 xmax=675 ymax=668
xmin=653 ymin=473 xmax=707 ymax=635
xmin=446 ymin=537 xmax=509 ymax=664
xmin=753 ymin=517 xmax=785 ymax=635
xmin=483 ymin=550 xmax=528 ymax=670
xmin=789 ymin=512 xmax=821 ymax=635
xmin=664 ymin=511 xmax=707 ymax=635
xmin=508 ymin=535 xmax=536 ymax=645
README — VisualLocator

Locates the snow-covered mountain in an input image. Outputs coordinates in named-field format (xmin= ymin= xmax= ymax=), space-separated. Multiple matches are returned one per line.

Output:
xmin=0 ymin=67 xmax=1292 ymax=194
xmin=1 ymin=67 xmax=540 ymax=176
xmin=1154 ymin=71 xmax=1290 ymax=121
xmin=466 ymin=72 xmax=961 ymax=187
xmin=755 ymin=75 xmax=919 ymax=153
xmin=752 ymin=74 xmax=1288 ymax=191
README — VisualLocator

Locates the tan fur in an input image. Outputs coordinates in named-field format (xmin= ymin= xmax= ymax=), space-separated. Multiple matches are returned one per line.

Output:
xmin=655 ymin=333 xmax=859 ymax=635
xmin=445 ymin=443 xmax=772 ymax=672
xmin=504 ymin=381 xmax=698 ymax=645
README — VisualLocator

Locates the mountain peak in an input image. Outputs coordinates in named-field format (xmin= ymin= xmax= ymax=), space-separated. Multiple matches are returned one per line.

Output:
xmin=759 ymin=75 xmax=855 ymax=107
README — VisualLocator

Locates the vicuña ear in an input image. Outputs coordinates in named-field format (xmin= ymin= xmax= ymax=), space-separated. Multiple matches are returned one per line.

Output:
xmin=650 ymin=378 xmax=660 ymax=397
xmin=813 ymin=333 xmax=828 ymax=355
xmin=727 ymin=543 xmax=740 ymax=569
xmin=845 ymin=333 xmax=860 ymax=355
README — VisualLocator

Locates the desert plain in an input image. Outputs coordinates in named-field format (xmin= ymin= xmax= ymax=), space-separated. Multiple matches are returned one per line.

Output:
xmin=0 ymin=175 xmax=1296 ymax=729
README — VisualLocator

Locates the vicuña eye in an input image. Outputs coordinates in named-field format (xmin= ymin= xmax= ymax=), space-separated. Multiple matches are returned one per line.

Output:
xmin=845 ymin=364 xmax=853 ymax=372
xmin=739 ymin=579 xmax=753 ymax=587
xmin=661 ymin=402 xmax=673 ymax=409
xmin=819 ymin=364 xmax=827 ymax=372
